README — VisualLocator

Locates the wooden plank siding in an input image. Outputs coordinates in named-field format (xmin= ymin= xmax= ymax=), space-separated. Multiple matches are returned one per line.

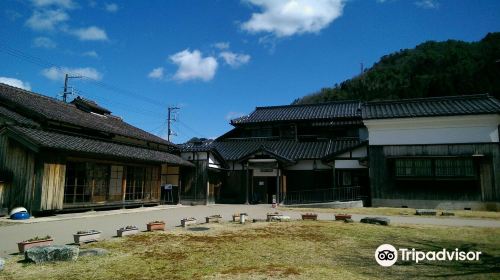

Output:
xmin=39 ymin=160 xmax=66 ymax=211
xmin=221 ymin=170 xmax=247 ymax=203
xmin=0 ymin=135 xmax=37 ymax=211
xmin=180 ymin=160 xmax=208 ymax=204
xmin=369 ymin=143 xmax=500 ymax=202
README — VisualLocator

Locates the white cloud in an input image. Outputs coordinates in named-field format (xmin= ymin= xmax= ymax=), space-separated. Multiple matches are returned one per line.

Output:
xmin=82 ymin=50 xmax=99 ymax=58
xmin=69 ymin=26 xmax=108 ymax=41
xmin=25 ymin=9 xmax=69 ymax=31
xmin=31 ymin=0 xmax=77 ymax=9
xmin=213 ymin=42 xmax=230 ymax=50
xmin=225 ymin=111 xmax=245 ymax=121
xmin=415 ymin=0 xmax=439 ymax=9
xmin=242 ymin=0 xmax=345 ymax=37
xmin=219 ymin=51 xmax=251 ymax=68
xmin=148 ymin=67 xmax=164 ymax=80
xmin=33 ymin=36 xmax=57 ymax=48
xmin=169 ymin=49 xmax=218 ymax=82
xmin=0 ymin=77 xmax=31 ymax=90
xmin=104 ymin=3 xmax=119 ymax=12
xmin=41 ymin=66 xmax=102 ymax=81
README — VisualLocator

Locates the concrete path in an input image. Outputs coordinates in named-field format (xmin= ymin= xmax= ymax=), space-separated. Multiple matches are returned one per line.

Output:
xmin=1 ymin=204 xmax=499 ymax=257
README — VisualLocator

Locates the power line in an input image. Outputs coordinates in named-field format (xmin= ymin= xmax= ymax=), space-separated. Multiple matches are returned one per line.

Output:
xmin=0 ymin=41 xmax=183 ymax=140
xmin=0 ymin=41 xmax=168 ymax=109
xmin=75 ymin=88 xmax=165 ymax=116
xmin=177 ymin=120 xmax=207 ymax=139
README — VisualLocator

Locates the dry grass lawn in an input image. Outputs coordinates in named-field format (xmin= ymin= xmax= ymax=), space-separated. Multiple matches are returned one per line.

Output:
xmin=1 ymin=221 xmax=499 ymax=280
xmin=282 ymin=207 xmax=500 ymax=220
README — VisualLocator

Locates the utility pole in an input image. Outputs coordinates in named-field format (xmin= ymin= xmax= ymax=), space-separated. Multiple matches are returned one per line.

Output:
xmin=167 ymin=106 xmax=180 ymax=142
xmin=62 ymin=73 xmax=82 ymax=102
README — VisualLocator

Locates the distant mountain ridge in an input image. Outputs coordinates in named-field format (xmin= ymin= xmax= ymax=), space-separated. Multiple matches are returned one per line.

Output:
xmin=293 ymin=32 xmax=500 ymax=104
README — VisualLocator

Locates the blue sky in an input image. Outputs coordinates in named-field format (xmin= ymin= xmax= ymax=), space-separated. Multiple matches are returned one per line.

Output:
xmin=0 ymin=0 xmax=499 ymax=143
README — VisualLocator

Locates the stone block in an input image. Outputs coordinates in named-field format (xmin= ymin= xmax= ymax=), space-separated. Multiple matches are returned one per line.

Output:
xmin=360 ymin=217 xmax=390 ymax=226
xmin=25 ymin=245 xmax=79 ymax=264
xmin=416 ymin=209 xmax=437 ymax=216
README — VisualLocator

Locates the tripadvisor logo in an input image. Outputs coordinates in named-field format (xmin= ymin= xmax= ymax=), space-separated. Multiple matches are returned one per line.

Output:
xmin=375 ymin=244 xmax=482 ymax=267
xmin=375 ymin=244 xmax=398 ymax=267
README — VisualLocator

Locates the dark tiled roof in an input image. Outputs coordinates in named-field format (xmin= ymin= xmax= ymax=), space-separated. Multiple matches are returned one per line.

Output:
xmin=70 ymin=96 xmax=111 ymax=114
xmin=0 ymin=106 xmax=39 ymax=126
xmin=362 ymin=94 xmax=500 ymax=120
xmin=0 ymin=83 xmax=174 ymax=146
xmin=4 ymin=126 xmax=193 ymax=166
xmin=311 ymin=119 xmax=364 ymax=127
xmin=179 ymin=140 xmax=214 ymax=152
xmin=231 ymin=101 xmax=362 ymax=125
xmin=212 ymin=138 xmax=362 ymax=161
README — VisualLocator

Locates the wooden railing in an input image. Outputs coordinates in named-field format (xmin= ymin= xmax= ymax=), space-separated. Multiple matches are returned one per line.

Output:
xmin=284 ymin=186 xmax=361 ymax=205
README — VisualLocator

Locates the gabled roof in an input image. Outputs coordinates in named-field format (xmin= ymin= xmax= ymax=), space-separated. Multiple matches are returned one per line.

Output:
xmin=0 ymin=106 xmax=39 ymax=127
xmin=322 ymin=141 xmax=368 ymax=161
xmin=0 ymin=83 xmax=174 ymax=147
xmin=362 ymin=94 xmax=500 ymax=120
xmin=179 ymin=139 xmax=229 ymax=168
xmin=237 ymin=145 xmax=295 ymax=164
xmin=2 ymin=126 xmax=193 ymax=166
xmin=231 ymin=101 xmax=362 ymax=125
xmin=212 ymin=138 xmax=362 ymax=162
xmin=179 ymin=139 xmax=214 ymax=152
xmin=70 ymin=96 xmax=111 ymax=115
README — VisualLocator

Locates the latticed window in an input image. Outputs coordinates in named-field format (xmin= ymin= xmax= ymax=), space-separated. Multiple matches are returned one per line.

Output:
xmin=435 ymin=159 xmax=474 ymax=177
xmin=64 ymin=162 xmax=90 ymax=204
xmin=108 ymin=166 xmax=124 ymax=201
xmin=125 ymin=166 xmax=161 ymax=201
xmin=395 ymin=158 xmax=476 ymax=178
xmin=395 ymin=159 xmax=432 ymax=177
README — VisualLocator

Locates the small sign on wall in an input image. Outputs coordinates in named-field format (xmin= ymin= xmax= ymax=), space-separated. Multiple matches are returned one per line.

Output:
xmin=163 ymin=184 xmax=173 ymax=190
xmin=258 ymin=181 xmax=264 ymax=186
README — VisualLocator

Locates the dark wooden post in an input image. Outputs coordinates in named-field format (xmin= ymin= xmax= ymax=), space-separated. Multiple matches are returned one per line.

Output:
xmin=276 ymin=164 xmax=280 ymax=204
xmin=245 ymin=163 xmax=249 ymax=204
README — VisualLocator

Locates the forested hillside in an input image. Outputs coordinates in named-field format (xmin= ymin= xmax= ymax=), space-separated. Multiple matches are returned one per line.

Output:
xmin=294 ymin=32 xmax=500 ymax=104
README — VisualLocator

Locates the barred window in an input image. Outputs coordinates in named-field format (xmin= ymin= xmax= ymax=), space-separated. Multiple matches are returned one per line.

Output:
xmin=435 ymin=159 xmax=474 ymax=177
xmin=395 ymin=158 xmax=476 ymax=178
xmin=395 ymin=159 xmax=432 ymax=177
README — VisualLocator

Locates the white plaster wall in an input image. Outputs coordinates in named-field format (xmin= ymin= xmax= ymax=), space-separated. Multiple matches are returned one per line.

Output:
xmin=351 ymin=146 xmax=367 ymax=157
xmin=180 ymin=152 xmax=208 ymax=161
xmin=253 ymin=169 xmax=278 ymax=176
xmin=228 ymin=161 xmax=244 ymax=170
xmin=334 ymin=160 xmax=366 ymax=169
xmin=180 ymin=152 xmax=191 ymax=160
xmin=284 ymin=160 xmax=331 ymax=170
xmin=208 ymin=154 xmax=222 ymax=169
xmin=364 ymin=114 xmax=500 ymax=145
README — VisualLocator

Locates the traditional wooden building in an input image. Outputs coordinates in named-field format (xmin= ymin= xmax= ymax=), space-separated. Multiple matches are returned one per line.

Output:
xmin=181 ymin=94 xmax=500 ymax=210
xmin=0 ymin=83 xmax=193 ymax=213
xmin=363 ymin=94 xmax=500 ymax=210
xmin=181 ymin=101 xmax=370 ymax=205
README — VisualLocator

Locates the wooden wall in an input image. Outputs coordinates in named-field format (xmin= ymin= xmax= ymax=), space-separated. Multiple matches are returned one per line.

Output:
xmin=180 ymin=160 xmax=208 ymax=203
xmin=369 ymin=143 xmax=500 ymax=202
xmin=0 ymin=135 xmax=37 ymax=211
xmin=37 ymin=156 xmax=66 ymax=211
xmin=222 ymin=170 xmax=247 ymax=203
xmin=284 ymin=170 xmax=333 ymax=192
